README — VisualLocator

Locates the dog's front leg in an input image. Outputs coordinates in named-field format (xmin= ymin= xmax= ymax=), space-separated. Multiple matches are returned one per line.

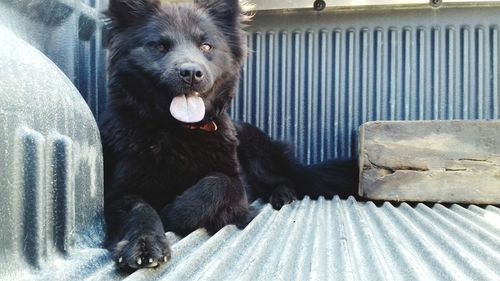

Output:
xmin=105 ymin=195 xmax=171 ymax=271
xmin=160 ymin=173 xmax=250 ymax=235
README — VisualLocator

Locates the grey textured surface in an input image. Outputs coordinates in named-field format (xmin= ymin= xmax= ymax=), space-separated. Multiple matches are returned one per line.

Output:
xmin=231 ymin=6 xmax=500 ymax=163
xmin=14 ymin=197 xmax=498 ymax=281
xmin=0 ymin=23 xmax=104 ymax=277
xmin=359 ymin=120 xmax=500 ymax=203
xmin=0 ymin=0 xmax=108 ymax=119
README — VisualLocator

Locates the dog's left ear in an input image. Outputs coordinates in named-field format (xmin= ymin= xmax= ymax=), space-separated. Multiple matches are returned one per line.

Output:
xmin=196 ymin=0 xmax=242 ymax=27
xmin=197 ymin=0 xmax=250 ymax=64
xmin=106 ymin=0 xmax=160 ymax=28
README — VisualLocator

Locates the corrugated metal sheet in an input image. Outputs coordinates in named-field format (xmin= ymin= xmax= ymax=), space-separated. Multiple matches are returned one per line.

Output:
xmin=43 ymin=197 xmax=499 ymax=281
xmin=232 ymin=7 xmax=500 ymax=164
xmin=3 ymin=198 xmax=498 ymax=280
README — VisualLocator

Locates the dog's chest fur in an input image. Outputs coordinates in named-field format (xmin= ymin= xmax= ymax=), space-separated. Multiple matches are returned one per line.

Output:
xmin=151 ymin=120 xmax=239 ymax=176
xmin=103 ymin=113 xmax=240 ymax=205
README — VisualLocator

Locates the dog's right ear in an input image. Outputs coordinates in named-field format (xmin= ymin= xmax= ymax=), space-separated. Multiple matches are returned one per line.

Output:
xmin=106 ymin=0 xmax=160 ymax=27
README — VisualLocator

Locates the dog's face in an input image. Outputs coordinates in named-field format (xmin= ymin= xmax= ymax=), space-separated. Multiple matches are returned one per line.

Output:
xmin=106 ymin=0 xmax=246 ymax=123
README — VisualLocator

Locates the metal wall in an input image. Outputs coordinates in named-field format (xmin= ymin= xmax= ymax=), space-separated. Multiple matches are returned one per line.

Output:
xmin=3 ymin=2 xmax=498 ymax=165
xmin=232 ymin=6 xmax=500 ymax=164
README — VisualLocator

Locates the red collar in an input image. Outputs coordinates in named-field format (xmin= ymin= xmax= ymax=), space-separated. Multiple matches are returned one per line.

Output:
xmin=181 ymin=120 xmax=218 ymax=132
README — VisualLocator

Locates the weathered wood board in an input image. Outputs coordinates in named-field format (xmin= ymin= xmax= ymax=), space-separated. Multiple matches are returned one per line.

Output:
xmin=359 ymin=120 xmax=500 ymax=204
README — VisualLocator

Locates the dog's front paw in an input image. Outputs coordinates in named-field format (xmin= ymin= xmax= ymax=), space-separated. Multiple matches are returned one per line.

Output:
xmin=113 ymin=233 xmax=171 ymax=271
xmin=270 ymin=185 xmax=296 ymax=210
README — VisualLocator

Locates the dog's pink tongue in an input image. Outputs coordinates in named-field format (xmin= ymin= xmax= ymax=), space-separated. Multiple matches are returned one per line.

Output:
xmin=169 ymin=94 xmax=205 ymax=123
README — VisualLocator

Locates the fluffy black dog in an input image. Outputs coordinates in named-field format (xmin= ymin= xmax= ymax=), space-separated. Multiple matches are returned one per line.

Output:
xmin=100 ymin=0 xmax=358 ymax=271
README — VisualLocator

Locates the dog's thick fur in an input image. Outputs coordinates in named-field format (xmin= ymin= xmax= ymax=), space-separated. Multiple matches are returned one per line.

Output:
xmin=101 ymin=0 xmax=358 ymax=271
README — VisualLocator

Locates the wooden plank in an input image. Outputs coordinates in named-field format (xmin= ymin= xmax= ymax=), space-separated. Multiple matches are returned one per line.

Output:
xmin=358 ymin=120 xmax=500 ymax=203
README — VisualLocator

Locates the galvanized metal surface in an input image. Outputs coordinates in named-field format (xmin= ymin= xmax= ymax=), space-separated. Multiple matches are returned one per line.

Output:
xmin=2 ymin=197 xmax=496 ymax=280
xmin=18 ymin=197 xmax=496 ymax=281
xmin=232 ymin=7 xmax=500 ymax=164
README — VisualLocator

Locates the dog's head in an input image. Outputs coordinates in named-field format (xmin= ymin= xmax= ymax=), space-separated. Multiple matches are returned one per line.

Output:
xmin=105 ymin=0 xmax=249 ymax=124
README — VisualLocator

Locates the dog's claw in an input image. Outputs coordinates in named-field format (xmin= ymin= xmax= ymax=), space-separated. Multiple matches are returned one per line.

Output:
xmin=118 ymin=256 xmax=123 ymax=263
xmin=163 ymin=256 xmax=168 ymax=262
xmin=148 ymin=258 xmax=153 ymax=264
xmin=137 ymin=258 xmax=142 ymax=265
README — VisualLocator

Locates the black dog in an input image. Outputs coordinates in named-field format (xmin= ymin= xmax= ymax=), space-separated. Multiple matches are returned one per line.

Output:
xmin=100 ymin=0 xmax=358 ymax=271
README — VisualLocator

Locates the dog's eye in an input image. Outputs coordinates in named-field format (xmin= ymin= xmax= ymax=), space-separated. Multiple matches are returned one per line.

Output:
xmin=148 ymin=41 xmax=169 ymax=53
xmin=156 ymin=43 xmax=168 ymax=53
xmin=200 ymin=43 xmax=212 ymax=53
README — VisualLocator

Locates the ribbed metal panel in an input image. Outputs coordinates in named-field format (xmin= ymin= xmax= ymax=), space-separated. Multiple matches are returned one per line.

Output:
xmin=232 ymin=7 xmax=500 ymax=163
xmin=65 ymin=197 xmax=500 ymax=281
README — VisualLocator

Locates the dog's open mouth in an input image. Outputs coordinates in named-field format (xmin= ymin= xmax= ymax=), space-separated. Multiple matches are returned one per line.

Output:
xmin=169 ymin=91 xmax=205 ymax=123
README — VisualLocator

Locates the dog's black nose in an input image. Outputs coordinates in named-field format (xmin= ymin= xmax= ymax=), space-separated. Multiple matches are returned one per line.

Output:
xmin=179 ymin=63 xmax=204 ymax=85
